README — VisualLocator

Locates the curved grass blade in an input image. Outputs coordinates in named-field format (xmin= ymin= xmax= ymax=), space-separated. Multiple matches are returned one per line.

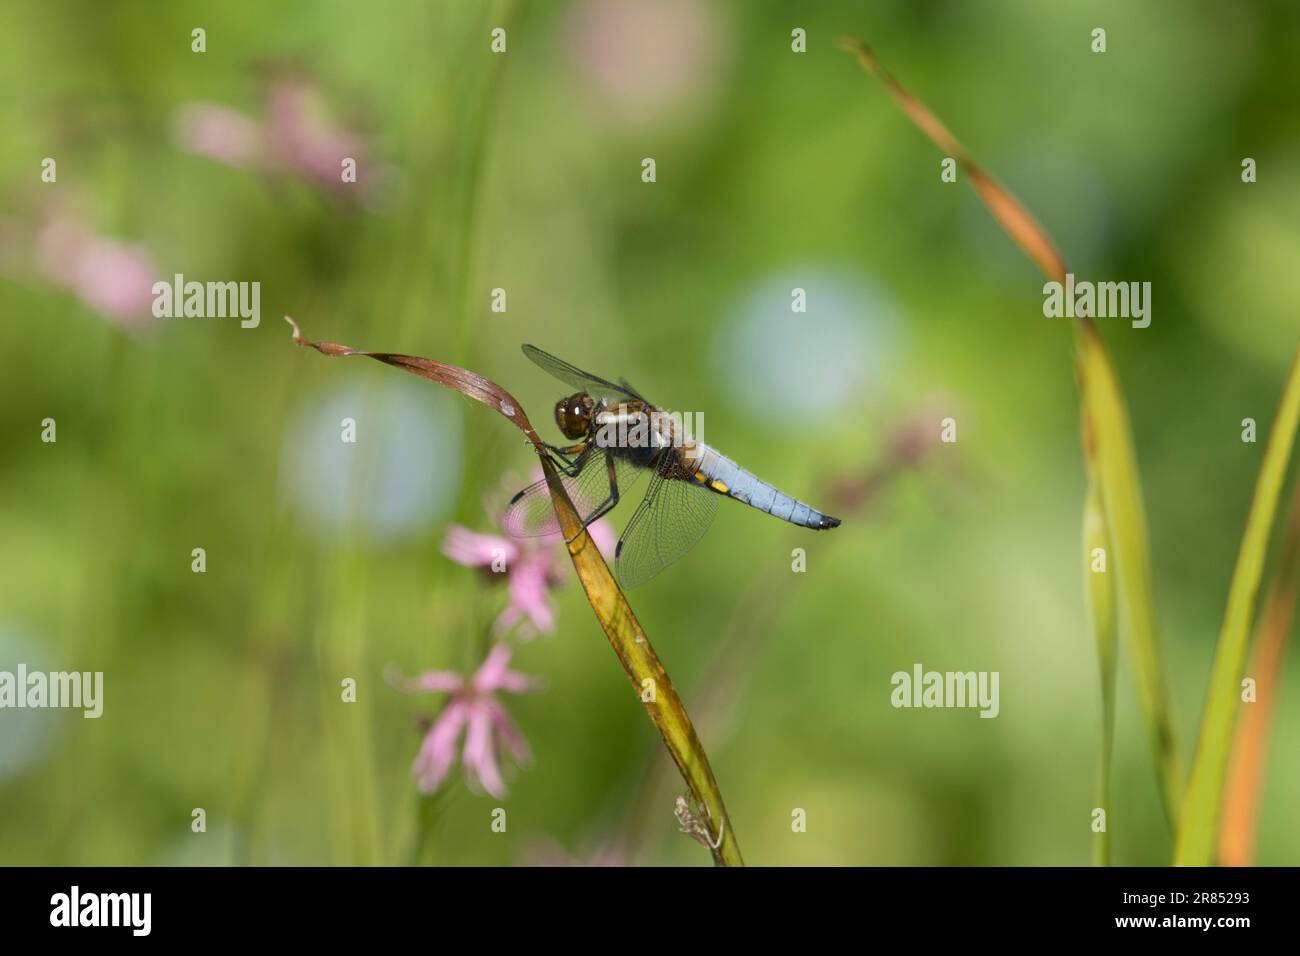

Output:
xmin=1077 ymin=325 xmax=1182 ymax=827
xmin=1218 ymin=475 xmax=1300 ymax=866
xmin=1083 ymin=479 xmax=1117 ymax=866
xmin=284 ymin=318 xmax=743 ymax=866
xmin=1175 ymin=344 xmax=1300 ymax=866
xmin=539 ymin=453 xmax=742 ymax=865
xmin=840 ymin=38 xmax=1183 ymax=826
xmin=838 ymin=38 xmax=1068 ymax=282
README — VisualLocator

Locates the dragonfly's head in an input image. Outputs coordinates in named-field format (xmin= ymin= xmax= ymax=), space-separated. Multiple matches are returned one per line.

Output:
xmin=555 ymin=392 xmax=595 ymax=439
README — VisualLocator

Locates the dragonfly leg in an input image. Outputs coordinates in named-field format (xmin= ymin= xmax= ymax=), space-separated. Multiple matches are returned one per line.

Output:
xmin=541 ymin=441 xmax=589 ymax=477
xmin=564 ymin=452 xmax=620 ymax=544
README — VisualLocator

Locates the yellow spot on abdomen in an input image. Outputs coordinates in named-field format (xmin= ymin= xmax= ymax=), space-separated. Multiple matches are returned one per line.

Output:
xmin=694 ymin=470 xmax=728 ymax=493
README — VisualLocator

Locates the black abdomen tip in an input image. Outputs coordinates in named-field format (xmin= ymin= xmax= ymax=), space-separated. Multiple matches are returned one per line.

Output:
xmin=818 ymin=515 xmax=841 ymax=529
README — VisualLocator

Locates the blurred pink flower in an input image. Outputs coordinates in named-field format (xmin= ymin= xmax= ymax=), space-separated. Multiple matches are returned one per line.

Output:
xmin=264 ymin=79 xmax=369 ymax=191
xmin=393 ymin=644 xmax=539 ymax=799
xmin=33 ymin=219 xmax=158 ymax=327
xmin=566 ymin=0 xmax=728 ymax=128
xmin=175 ymin=76 xmax=385 ymax=199
xmin=521 ymin=836 xmax=628 ymax=868
xmin=442 ymin=479 xmax=616 ymax=639
xmin=174 ymin=103 xmax=262 ymax=168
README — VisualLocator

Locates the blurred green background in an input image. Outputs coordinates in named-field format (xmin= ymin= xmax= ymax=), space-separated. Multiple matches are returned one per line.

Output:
xmin=2 ymin=0 xmax=1299 ymax=866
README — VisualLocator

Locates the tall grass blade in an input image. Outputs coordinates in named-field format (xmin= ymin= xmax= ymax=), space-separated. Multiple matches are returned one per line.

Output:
xmin=1175 ymin=344 xmax=1300 ymax=866
xmin=1083 ymin=479 xmax=1117 ymax=865
xmin=1076 ymin=326 xmax=1183 ymax=826
xmin=838 ymin=39 xmax=1068 ymax=282
xmin=841 ymin=38 xmax=1183 ymax=825
xmin=1219 ymin=476 xmax=1300 ymax=866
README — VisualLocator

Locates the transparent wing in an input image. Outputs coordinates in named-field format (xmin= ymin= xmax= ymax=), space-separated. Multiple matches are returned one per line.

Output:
xmin=522 ymin=345 xmax=638 ymax=402
xmin=615 ymin=457 xmax=720 ymax=589
xmin=618 ymin=377 xmax=650 ymax=402
xmin=502 ymin=449 xmax=647 ymax=538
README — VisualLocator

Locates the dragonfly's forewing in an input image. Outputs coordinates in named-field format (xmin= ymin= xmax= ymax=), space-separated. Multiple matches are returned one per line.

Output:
xmin=503 ymin=448 xmax=646 ymax=538
xmin=522 ymin=345 xmax=638 ymax=402
xmin=615 ymin=458 xmax=720 ymax=589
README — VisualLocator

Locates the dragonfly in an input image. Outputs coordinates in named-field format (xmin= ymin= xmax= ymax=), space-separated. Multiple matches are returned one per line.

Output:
xmin=504 ymin=345 xmax=842 ymax=588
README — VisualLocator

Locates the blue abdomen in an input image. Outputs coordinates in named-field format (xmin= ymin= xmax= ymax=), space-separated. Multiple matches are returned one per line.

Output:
xmin=693 ymin=445 xmax=840 ymax=530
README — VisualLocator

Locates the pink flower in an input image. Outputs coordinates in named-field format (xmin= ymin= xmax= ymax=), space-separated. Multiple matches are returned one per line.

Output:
xmin=174 ymin=102 xmax=262 ymax=168
xmin=175 ymin=76 xmax=388 ymax=202
xmin=34 ymin=218 xmax=159 ymax=327
xmin=394 ymin=644 xmax=539 ymax=799
xmin=566 ymin=0 xmax=728 ymax=129
xmin=521 ymin=837 xmax=628 ymax=868
xmin=264 ymin=79 xmax=369 ymax=192
xmin=442 ymin=479 xmax=616 ymax=639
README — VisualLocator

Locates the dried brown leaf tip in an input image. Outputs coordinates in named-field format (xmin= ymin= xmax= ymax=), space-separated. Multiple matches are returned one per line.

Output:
xmin=284 ymin=316 xmax=543 ymax=444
